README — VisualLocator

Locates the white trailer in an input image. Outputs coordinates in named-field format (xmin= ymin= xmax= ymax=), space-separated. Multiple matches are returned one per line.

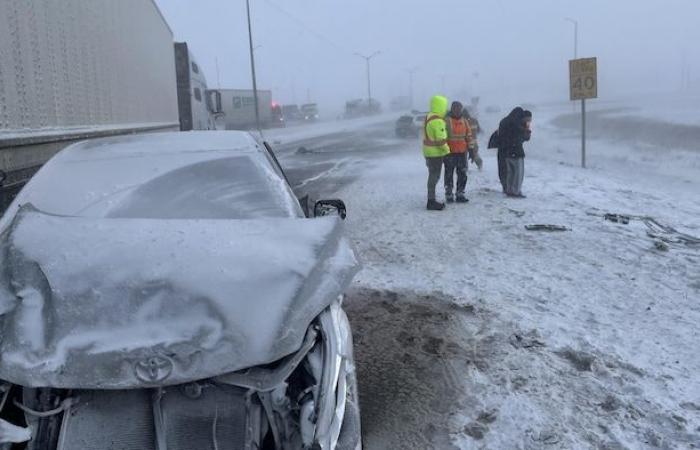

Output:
xmin=215 ymin=89 xmax=273 ymax=130
xmin=0 ymin=0 xmax=180 ymax=208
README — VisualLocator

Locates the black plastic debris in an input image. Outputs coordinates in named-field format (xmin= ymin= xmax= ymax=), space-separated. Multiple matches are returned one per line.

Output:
xmin=524 ymin=224 xmax=570 ymax=232
xmin=590 ymin=210 xmax=700 ymax=248
xmin=653 ymin=240 xmax=670 ymax=252
xmin=604 ymin=213 xmax=630 ymax=224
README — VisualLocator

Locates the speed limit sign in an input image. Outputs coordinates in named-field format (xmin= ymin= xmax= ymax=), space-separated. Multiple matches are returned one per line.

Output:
xmin=569 ymin=57 xmax=597 ymax=100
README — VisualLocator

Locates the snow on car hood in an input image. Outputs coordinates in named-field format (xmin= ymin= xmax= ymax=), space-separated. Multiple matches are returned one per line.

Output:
xmin=0 ymin=206 xmax=359 ymax=388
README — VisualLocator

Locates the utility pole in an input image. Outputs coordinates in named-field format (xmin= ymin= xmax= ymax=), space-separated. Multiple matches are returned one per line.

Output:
xmin=246 ymin=0 xmax=260 ymax=131
xmin=215 ymin=57 xmax=221 ymax=89
xmin=407 ymin=67 xmax=418 ymax=109
xmin=355 ymin=51 xmax=381 ymax=111
xmin=565 ymin=17 xmax=578 ymax=59
xmin=565 ymin=17 xmax=581 ymax=124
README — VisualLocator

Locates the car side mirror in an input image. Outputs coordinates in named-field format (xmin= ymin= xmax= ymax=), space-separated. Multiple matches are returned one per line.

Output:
xmin=314 ymin=199 xmax=347 ymax=220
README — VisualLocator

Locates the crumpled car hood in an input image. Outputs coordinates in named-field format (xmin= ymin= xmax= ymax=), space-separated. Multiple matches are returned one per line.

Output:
xmin=0 ymin=206 xmax=359 ymax=389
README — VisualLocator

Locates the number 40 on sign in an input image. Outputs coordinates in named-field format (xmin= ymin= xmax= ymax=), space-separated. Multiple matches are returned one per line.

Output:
xmin=569 ymin=57 xmax=597 ymax=100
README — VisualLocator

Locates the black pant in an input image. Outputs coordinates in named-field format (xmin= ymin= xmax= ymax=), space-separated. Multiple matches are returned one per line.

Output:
xmin=444 ymin=153 xmax=467 ymax=196
xmin=497 ymin=151 xmax=507 ymax=192
xmin=425 ymin=156 xmax=443 ymax=201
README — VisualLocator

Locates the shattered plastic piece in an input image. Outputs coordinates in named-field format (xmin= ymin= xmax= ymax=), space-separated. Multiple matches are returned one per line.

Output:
xmin=509 ymin=332 xmax=546 ymax=349
xmin=604 ymin=213 xmax=631 ymax=224
xmin=0 ymin=419 xmax=31 ymax=443
xmin=524 ymin=224 xmax=570 ymax=232
xmin=530 ymin=430 xmax=561 ymax=445
xmin=653 ymin=240 xmax=670 ymax=252
xmin=595 ymin=211 xmax=700 ymax=247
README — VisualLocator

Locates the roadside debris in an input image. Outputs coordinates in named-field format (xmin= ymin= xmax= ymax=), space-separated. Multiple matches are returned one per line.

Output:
xmin=604 ymin=213 xmax=630 ymax=224
xmin=530 ymin=430 xmax=562 ymax=445
xmin=464 ymin=421 xmax=488 ymax=440
xmin=589 ymin=211 xmax=700 ymax=248
xmin=525 ymin=224 xmax=570 ymax=232
xmin=653 ymin=240 xmax=670 ymax=252
xmin=0 ymin=418 xmax=31 ymax=444
xmin=509 ymin=331 xmax=546 ymax=349
xmin=507 ymin=208 xmax=526 ymax=217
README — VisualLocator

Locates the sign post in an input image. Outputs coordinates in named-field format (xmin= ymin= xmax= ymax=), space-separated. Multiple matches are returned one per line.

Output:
xmin=569 ymin=57 xmax=597 ymax=168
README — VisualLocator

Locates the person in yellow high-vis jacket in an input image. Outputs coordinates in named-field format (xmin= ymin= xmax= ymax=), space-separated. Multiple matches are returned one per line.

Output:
xmin=422 ymin=95 xmax=450 ymax=211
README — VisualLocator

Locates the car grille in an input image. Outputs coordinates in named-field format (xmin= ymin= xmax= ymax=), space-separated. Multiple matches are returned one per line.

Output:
xmin=162 ymin=384 xmax=249 ymax=450
xmin=59 ymin=389 xmax=156 ymax=450
xmin=58 ymin=384 xmax=249 ymax=450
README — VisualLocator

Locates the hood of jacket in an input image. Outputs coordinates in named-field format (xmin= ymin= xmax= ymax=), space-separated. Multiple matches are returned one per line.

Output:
xmin=507 ymin=107 xmax=525 ymax=121
xmin=429 ymin=95 xmax=448 ymax=117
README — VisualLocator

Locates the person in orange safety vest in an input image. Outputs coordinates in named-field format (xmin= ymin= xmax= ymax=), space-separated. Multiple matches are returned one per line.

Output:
xmin=444 ymin=101 xmax=475 ymax=203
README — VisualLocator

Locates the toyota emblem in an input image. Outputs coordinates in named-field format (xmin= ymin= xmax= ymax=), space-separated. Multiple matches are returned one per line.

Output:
xmin=134 ymin=355 xmax=173 ymax=383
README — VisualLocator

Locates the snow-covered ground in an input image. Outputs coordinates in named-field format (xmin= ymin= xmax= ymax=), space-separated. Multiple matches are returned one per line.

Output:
xmin=261 ymin=113 xmax=398 ymax=145
xmin=333 ymin=105 xmax=700 ymax=448
xmin=595 ymin=93 xmax=700 ymax=127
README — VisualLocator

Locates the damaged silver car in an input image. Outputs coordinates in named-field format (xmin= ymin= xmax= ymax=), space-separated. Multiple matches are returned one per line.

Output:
xmin=0 ymin=132 xmax=361 ymax=449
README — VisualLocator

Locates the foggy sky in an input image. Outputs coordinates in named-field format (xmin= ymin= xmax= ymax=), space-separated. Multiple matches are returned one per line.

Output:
xmin=155 ymin=0 xmax=699 ymax=114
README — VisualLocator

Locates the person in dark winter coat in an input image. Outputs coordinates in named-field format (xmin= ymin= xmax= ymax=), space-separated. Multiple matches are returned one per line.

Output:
xmin=497 ymin=107 xmax=531 ymax=197
xmin=497 ymin=107 xmax=522 ymax=192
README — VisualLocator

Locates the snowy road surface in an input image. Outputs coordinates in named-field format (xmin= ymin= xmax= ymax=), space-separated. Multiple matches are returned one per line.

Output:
xmin=276 ymin=105 xmax=700 ymax=449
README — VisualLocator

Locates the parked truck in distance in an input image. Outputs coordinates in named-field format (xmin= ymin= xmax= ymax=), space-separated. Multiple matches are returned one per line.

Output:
xmin=301 ymin=103 xmax=320 ymax=122
xmin=344 ymin=98 xmax=382 ymax=119
xmin=282 ymin=105 xmax=304 ymax=122
xmin=214 ymin=89 xmax=273 ymax=130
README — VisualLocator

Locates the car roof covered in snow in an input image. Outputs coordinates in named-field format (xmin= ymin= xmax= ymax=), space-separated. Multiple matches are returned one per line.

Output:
xmin=2 ymin=131 xmax=303 ymax=222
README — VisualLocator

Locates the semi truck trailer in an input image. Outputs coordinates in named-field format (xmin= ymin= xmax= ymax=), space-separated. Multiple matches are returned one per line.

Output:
xmin=0 ymin=0 xmax=203 ymax=209
xmin=214 ymin=89 xmax=273 ymax=130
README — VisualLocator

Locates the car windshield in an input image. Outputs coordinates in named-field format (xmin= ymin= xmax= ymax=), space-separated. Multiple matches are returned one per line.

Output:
xmin=104 ymin=156 xmax=295 ymax=219
xmin=11 ymin=141 xmax=300 ymax=220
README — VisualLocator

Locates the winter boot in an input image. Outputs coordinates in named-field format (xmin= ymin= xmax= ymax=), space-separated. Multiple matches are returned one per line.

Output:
xmin=456 ymin=194 xmax=469 ymax=203
xmin=426 ymin=199 xmax=445 ymax=211
xmin=445 ymin=193 xmax=455 ymax=203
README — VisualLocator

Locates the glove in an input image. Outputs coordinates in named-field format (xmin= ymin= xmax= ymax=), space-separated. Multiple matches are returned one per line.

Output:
xmin=475 ymin=155 xmax=483 ymax=170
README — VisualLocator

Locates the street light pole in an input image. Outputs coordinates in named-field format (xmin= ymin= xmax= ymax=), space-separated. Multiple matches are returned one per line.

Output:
xmin=355 ymin=51 xmax=381 ymax=111
xmin=246 ymin=0 xmax=260 ymax=131
xmin=565 ymin=17 xmax=578 ymax=59
xmin=406 ymin=67 xmax=418 ymax=109
xmin=215 ymin=57 xmax=221 ymax=89
xmin=566 ymin=17 xmax=587 ymax=168
xmin=565 ymin=17 xmax=580 ymax=117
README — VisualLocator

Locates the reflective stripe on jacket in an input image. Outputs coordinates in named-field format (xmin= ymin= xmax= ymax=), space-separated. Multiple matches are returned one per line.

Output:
xmin=422 ymin=95 xmax=450 ymax=158
xmin=445 ymin=117 xmax=471 ymax=154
